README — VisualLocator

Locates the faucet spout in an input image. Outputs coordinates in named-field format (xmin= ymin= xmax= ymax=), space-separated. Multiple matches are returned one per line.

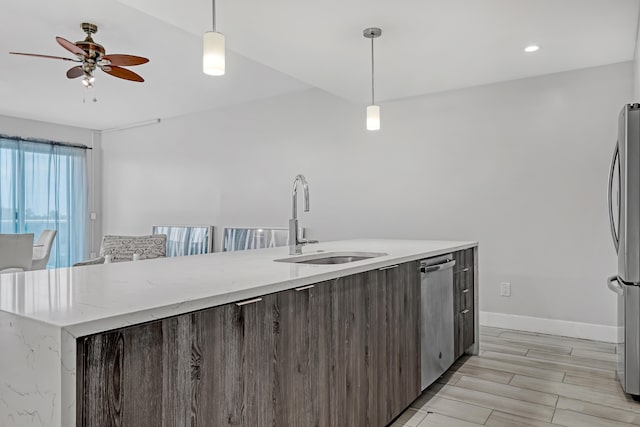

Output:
xmin=289 ymin=174 xmax=315 ymax=255
xmin=291 ymin=174 xmax=309 ymax=220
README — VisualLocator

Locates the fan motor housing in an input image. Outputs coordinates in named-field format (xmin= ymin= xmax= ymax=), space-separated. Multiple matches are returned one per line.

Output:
xmin=77 ymin=23 xmax=103 ymax=58
xmin=75 ymin=41 xmax=105 ymax=58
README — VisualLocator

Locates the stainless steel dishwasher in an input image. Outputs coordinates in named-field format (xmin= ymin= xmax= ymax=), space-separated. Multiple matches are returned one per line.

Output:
xmin=420 ymin=254 xmax=456 ymax=390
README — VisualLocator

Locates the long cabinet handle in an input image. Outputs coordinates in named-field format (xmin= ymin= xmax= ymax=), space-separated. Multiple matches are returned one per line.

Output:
xmin=462 ymin=267 xmax=470 ymax=272
xmin=424 ymin=259 xmax=456 ymax=273
xmin=295 ymin=284 xmax=315 ymax=292
xmin=236 ymin=297 xmax=263 ymax=306
xmin=462 ymin=289 xmax=470 ymax=294
xmin=461 ymin=309 xmax=470 ymax=314
xmin=379 ymin=264 xmax=399 ymax=271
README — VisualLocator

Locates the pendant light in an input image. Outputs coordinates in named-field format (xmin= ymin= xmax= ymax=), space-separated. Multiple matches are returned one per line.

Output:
xmin=203 ymin=0 xmax=225 ymax=76
xmin=363 ymin=27 xmax=381 ymax=131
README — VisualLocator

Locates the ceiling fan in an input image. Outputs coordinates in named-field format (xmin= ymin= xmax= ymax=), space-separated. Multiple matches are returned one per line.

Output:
xmin=9 ymin=22 xmax=149 ymax=88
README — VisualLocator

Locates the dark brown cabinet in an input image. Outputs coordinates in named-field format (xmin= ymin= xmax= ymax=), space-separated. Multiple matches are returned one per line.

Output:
xmin=77 ymin=261 xmax=421 ymax=427
xmin=333 ymin=263 xmax=421 ymax=425
xmin=78 ymin=294 xmax=278 ymax=426
xmin=453 ymin=248 xmax=476 ymax=360
xmin=272 ymin=281 xmax=333 ymax=426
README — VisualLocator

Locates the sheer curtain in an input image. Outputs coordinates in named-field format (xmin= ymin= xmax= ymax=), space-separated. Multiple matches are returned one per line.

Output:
xmin=0 ymin=137 xmax=88 ymax=268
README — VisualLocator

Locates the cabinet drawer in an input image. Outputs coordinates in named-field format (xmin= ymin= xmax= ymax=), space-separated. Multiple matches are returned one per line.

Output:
xmin=454 ymin=284 xmax=472 ymax=313
xmin=462 ymin=305 xmax=474 ymax=351
xmin=454 ymin=305 xmax=475 ymax=359
xmin=461 ymin=286 xmax=472 ymax=311
xmin=455 ymin=268 xmax=473 ymax=291
xmin=454 ymin=268 xmax=473 ymax=312
xmin=453 ymin=248 xmax=474 ymax=272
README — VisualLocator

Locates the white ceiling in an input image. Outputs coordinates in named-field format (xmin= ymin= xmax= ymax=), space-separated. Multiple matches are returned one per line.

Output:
xmin=1 ymin=0 xmax=639 ymax=129
xmin=0 ymin=0 xmax=309 ymax=129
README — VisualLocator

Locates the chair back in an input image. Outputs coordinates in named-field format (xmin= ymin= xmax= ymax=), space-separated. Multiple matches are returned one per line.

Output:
xmin=0 ymin=234 xmax=34 ymax=271
xmin=31 ymin=230 xmax=57 ymax=270
xmin=100 ymin=234 xmax=167 ymax=262
xmin=222 ymin=227 xmax=289 ymax=252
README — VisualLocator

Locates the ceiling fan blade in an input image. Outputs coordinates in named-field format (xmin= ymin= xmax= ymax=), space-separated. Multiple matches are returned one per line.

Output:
xmin=102 ymin=54 xmax=149 ymax=66
xmin=66 ymin=66 xmax=84 ymax=79
xmin=56 ymin=37 xmax=87 ymax=57
xmin=101 ymin=65 xmax=144 ymax=82
xmin=9 ymin=52 xmax=79 ymax=62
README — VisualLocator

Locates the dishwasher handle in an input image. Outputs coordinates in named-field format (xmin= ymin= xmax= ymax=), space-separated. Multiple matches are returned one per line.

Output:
xmin=421 ymin=259 xmax=456 ymax=273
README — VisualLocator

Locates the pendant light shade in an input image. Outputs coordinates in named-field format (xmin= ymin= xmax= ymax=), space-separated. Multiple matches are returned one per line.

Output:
xmin=203 ymin=0 xmax=225 ymax=76
xmin=203 ymin=31 xmax=225 ymax=76
xmin=367 ymin=105 xmax=380 ymax=131
xmin=363 ymin=27 xmax=381 ymax=131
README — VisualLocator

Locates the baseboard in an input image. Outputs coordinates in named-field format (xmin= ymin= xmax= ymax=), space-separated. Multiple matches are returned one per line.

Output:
xmin=479 ymin=311 xmax=619 ymax=343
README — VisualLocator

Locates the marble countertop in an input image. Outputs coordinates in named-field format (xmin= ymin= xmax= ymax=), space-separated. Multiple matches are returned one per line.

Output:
xmin=0 ymin=239 xmax=477 ymax=337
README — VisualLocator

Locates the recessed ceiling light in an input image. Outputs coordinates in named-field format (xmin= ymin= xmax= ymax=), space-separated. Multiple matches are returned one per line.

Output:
xmin=524 ymin=45 xmax=540 ymax=53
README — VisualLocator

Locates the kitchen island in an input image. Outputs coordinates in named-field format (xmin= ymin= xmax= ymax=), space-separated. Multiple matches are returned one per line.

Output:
xmin=0 ymin=239 xmax=478 ymax=427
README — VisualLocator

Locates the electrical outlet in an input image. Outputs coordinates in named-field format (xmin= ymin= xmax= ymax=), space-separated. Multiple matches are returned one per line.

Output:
xmin=500 ymin=282 xmax=511 ymax=297
xmin=90 ymin=212 xmax=97 ymax=220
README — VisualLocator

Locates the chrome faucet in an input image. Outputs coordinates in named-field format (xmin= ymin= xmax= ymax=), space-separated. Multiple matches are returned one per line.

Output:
xmin=288 ymin=174 xmax=317 ymax=255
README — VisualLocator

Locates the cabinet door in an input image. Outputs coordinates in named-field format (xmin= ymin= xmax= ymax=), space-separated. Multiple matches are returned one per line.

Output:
xmin=381 ymin=262 xmax=421 ymax=419
xmin=188 ymin=295 xmax=275 ymax=426
xmin=330 ymin=263 xmax=421 ymax=426
xmin=78 ymin=295 xmax=277 ymax=427
xmin=78 ymin=320 xmax=164 ymax=427
xmin=331 ymin=269 xmax=376 ymax=425
xmin=462 ymin=305 xmax=475 ymax=351
xmin=272 ymin=282 xmax=333 ymax=426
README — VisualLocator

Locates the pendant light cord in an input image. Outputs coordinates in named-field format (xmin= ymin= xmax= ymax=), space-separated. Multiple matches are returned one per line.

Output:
xmin=212 ymin=0 xmax=216 ymax=32
xmin=371 ymin=38 xmax=375 ymax=105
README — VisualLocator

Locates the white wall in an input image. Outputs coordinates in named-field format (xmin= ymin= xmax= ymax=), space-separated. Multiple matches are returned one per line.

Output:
xmin=102 ymin=62 xmax=632 ymax=333
xmin=0 ymin=114 xmax=102 ymax=258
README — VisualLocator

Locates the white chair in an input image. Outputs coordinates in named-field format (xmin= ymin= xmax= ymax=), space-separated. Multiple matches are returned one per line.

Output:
xmin=0 ymin=233 xmax=34 ymax=273
xmin=31 ymin=230 xmax=57 ymax=270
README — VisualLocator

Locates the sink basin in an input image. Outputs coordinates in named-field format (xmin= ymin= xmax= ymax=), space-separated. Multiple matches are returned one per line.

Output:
xmin=274 ymin=251 xmax=388 ymax=265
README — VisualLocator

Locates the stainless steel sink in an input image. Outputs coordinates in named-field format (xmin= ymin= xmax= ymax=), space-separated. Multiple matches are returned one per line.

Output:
xmin=274 ymin=251 xmax=388 ymax=265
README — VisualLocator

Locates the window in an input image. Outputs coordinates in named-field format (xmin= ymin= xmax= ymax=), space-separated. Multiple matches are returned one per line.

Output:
xmin=0 ymin=136 xmax=88 ymax=268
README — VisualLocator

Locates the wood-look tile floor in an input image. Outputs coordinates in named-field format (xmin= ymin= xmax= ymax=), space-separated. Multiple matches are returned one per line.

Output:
xmin=392 ymin=326 xmax=640 ymax=427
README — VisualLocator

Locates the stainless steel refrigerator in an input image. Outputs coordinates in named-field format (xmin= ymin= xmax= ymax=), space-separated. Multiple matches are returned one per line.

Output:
xmin=608 ymin=103 xmax=640 ymax=399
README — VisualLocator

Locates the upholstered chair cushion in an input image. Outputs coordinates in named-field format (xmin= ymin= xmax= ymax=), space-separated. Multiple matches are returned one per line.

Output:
xmin=100 ymin=235 xmax=167 ymax=263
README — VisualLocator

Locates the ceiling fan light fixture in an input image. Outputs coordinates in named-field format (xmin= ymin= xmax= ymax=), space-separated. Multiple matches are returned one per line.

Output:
xmin=9 ymin=23 xmax=149 ymax=87
xmin=203 ymin=0 xmax=225 ymax=76
xmin=203 ymin=31 xmax=225 ymax=76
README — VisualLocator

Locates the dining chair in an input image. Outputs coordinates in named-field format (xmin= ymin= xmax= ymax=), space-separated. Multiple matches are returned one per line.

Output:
xmin=0 ymin=233 xmax=34 ymax=273
xmin=152 ymin=225 xmax=213 ymax=257
xmin=73 ymin=234 xmax=167 ymax=266
xmin=31 ymin=230 xmax=57 ymax=270
xmin=222 ymin=227 xmax=289 ymax=252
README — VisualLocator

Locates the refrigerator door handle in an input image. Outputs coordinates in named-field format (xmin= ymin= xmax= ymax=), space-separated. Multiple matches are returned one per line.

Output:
xmin=608 ymin=142 xmax=620 ymax=253
xmin=607 ymin=275 xmax=624 ymax=296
